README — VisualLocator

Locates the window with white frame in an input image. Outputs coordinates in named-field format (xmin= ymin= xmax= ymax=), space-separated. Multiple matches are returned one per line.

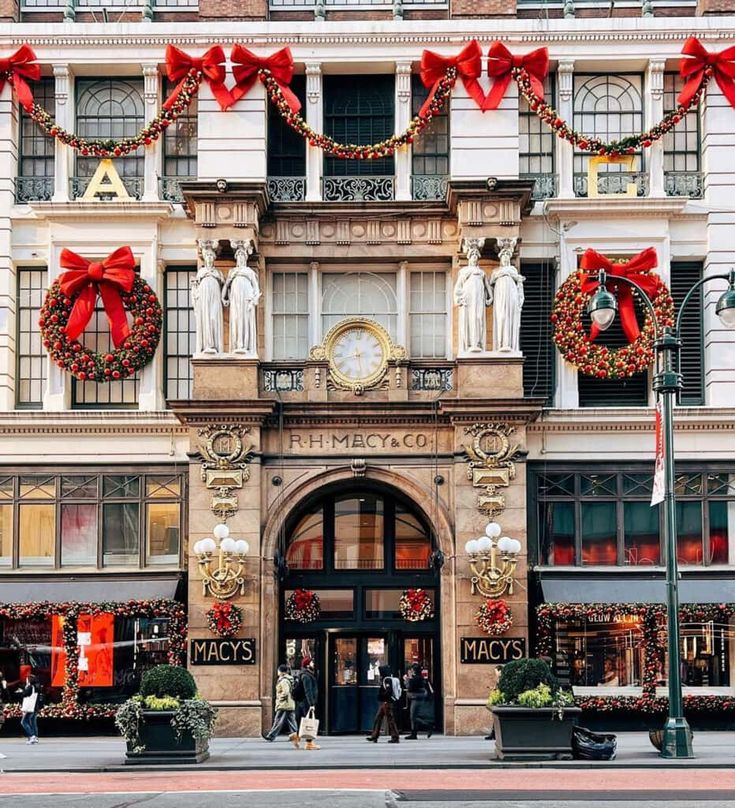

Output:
xmin=321 ymin=272 xmax=398 ymax=339
xmin=409 ymin=272 xmax=447 ymax=358
xmin=272 ymin=272 xmax=310 ymax=360
xmin=16 ymin=268 xmax=48 ymax=409
xmin=164 ymin=267 xmax=196 ymax=400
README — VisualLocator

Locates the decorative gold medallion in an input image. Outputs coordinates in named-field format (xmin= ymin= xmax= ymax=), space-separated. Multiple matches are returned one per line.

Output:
xmin=197 ymin=424 xmax=255 ymax=519
xmin=464 ymin=423 xmax=524 ymax=517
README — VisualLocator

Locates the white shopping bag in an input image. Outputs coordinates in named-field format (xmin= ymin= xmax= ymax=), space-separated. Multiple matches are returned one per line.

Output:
xmin=299 ymin=707 xmax=319 ymax=741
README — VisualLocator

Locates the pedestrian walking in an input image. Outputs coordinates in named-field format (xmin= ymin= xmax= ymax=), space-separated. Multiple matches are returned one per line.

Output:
xmin=366 ymin=664 xmax=401 ymax=743
xmin=404 ymin=662 xmax=434 ymax=740
xmin=296 ymin=657 xmax=320 ymax=750
xmin=263 ymin=664 xmax=300 ymax=747
xmin=20 ymin=674 xmax=41 ymax=745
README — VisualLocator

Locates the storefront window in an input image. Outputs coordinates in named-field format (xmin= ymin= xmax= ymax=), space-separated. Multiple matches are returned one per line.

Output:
xmin=334 ymin=495 xmax=384 ymax=570
xmin=581 ymin=502 xmax=617 ymax=565
xmin=146 ymin=502 xmax=180 ymax=565
xmin=19 ymin=503 xmax=55 ymax=566
xmin=624 ymin=502 xmax=660 ymax=565
xmin=1 ymin=618 xmax=57 ymax=699
xmin=365 ymin=589 xmax=435 ymax=619
xmin=285 ymin=589 xmax=354 ymax=618
xmin=395 ymin=506 xmax=432 ymax=569
xmin=61 ymin=503 xmax=97 ymax=566
xmin=658 ymin=621 xmax=731 ymax=690
xmin=286 ymin=507 xmax=324 ymax=570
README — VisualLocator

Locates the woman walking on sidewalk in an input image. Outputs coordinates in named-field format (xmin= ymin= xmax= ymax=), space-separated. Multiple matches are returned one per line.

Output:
xmin=20 ymin=674 xmax=41 ymax=745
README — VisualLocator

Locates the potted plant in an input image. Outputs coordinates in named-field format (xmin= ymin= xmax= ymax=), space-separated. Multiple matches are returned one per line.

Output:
xmin=488 ymin=658 xmax=581 ymax=761
xmin=116 ymin=664 xmax=217 ymax=765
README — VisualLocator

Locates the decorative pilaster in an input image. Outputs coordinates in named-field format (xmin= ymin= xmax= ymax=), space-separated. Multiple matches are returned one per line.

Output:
xmin=142 ymin=64 xmax=161 ymax=202
xmin=556 ymin=60 xmax=575 ymax=199
xmin=52 ymin=64 xmax=70 ymax=203
xmin=0 ymin=82 xmax=17 ymax=410
xmin=305 ymin=63 xmax=323 ymax=202
xmin=646 ymin=60 xmax=666 ymax=198
xmin=139 ymin=246 xmax=166 ymax=411
xmin=395 ymin=60 xmax=413 ymax=202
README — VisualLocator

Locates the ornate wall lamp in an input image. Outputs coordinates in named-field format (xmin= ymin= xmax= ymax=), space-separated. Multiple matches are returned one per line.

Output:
xmin=193 ymin=523 xmax=250 ymax=600
xmin=464 ymin=522 xmax=522 ymax=598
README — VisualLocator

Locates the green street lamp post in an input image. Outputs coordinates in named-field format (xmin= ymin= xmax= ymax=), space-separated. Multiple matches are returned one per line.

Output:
xmin=587 ymin=267 xmax=735 ymax=759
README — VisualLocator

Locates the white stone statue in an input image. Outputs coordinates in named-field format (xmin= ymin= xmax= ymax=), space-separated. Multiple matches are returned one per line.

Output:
xmin=223 ymin=240 xmax=261 ymax=356
xmin=454 ymin=238 xmax=492 ymax=354
xmin=192 ymin=239 xmax=224 ymax=355
xmin=490 ymin=238 xmax=525 ymax=353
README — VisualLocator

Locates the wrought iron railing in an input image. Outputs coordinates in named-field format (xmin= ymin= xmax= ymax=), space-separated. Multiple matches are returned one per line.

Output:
xmin=664 ymin=171 xmax=704 ymax=199
xmin=262 ymin=367 xmax=305 ymax=393
xmin=159 ymin=176 xmax=192 ymax=203
xmin=410 ymin=367 xmax=453 ymax=392
xmin=521 ymin=173 xmax=559 ymax=201
xmin=322 ymin=176 xmax=394 ymax=202
xmin=23 ymin=0 xmax=196 ymax=6
xmin=267 ymin=176 xmax=307 ymax=202
xmin=70 ymin=175 xmax=144 ymax=200
xmin=411 ymin=175 xmax=448 ymax=202
xmin=270 ymin=0 xmax=445 ymax=6
xmin=574 ymin=172 xmax=649 ymax=198
xmin=15 ymin=176 xmax=54 ymax=203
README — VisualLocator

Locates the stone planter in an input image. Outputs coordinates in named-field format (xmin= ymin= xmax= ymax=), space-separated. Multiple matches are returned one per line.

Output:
xmin=125 ymin=710 xmax=210 ymax=765
xmin=491 ymin=705 xmax=582 ymax=761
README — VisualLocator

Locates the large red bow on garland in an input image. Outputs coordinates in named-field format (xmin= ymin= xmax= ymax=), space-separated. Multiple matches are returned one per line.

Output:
xmin=294 ymin=589 xmax=315 ymax=610
xmin=678 ymin=36 xmax=735 ymax=110
xmin=58 ymin=246 xmax=136 ymax=347
xmin=230 ymin=45 xmax=301 ymax=113
xmin=580 ymin=247 xmax=659 ymax=342
xmin=0 ymin=45 xmax=40 ymax=112
xmin=212 ymin=602 xmax=235 ymax=632
xmin=419 ymin=40 xmax=484 ymax=116
xmin=163 ymin=45 xmax=232 ymax=112
xmin=484 ymin=41 xmax=549 ymax=111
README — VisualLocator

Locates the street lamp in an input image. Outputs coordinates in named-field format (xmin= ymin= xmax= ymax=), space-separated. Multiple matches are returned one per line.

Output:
xmin=587 ymin=266 xmax=735 ymax=759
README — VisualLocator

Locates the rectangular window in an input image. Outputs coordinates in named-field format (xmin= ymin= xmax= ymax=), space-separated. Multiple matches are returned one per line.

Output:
xmin=411 ymin=75 xmax=449 ymax=201
xmin=663 ymin=73 xmax=702 ymax=198
xmin=146 ymin=502 xmax=180 ymax=565
xmin=623 ymin=501 xmax=660 ymax=565
xmin=409 ymin=272 xmax=447 ymax=359
xmin=17 ymin=77 xmax=54 ymax=202
xmin=365 ymin=589 xmax=435 ymax=619
xmin=272 ymin=272 xmax=309 ymax=360
xmin=322 ymin=272 xmax=398 ymax=340
xmin=539 ymin=501 xmax=575 ymax=565
xmin=267 ymin=75 xmax=306 ymax=177
xmin=102 ymin=502 xmax=140 ymax=566
xmin=164 ymin=268 xmax=196 ymax=400
xmin=520 ymin=75 xmax=556 ymax=199
xmin=61 ymin=503 xmax=98 ymax=566
xmin=671 ymin=262 xmax=704 ymax=405
xmin=334 ymin=495 xmax=384 ymax=570
xmin=16 ymin=268 xmax=48 ymax=408
xmin=581 ymin=501 xmax=617 ymax=565
xmin=19 ymin=503 xmax=55 ymax=567
xmin=520 ymin=261 xmax=555 ymax=403
xmin=163 ymin=78 xmax=198 ymax=180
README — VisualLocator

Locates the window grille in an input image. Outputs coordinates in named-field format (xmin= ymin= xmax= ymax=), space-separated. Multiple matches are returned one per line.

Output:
xmin=409 ymin=272 xmax=447 ymax=359
xmin=164 ymin=268 xmax=196 ymax=400
xmin=17 ymin=78 xmax=54 ymax=202
xmin=520 ymin=261 xmax=555 ymax=403
xmin=520 ymin=75 xmax=556 ymax=200
xmin=16 ymin=268 xmax=48 ymax=408
xmin=272 ymin=272 xmax=309 ymax=360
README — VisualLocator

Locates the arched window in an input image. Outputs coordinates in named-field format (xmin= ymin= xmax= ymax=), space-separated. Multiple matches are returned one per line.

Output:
xmin=321 ymin=272 xmax=398 ymax=340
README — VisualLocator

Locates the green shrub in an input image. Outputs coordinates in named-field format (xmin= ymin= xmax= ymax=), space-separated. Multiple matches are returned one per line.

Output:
xmin=497 ymin=658 xmax=559 ymax=703
xmin=140 ymin=665 xmax=197 ymax=700
xmin=517 ymin=683 xmax=553 ymax=708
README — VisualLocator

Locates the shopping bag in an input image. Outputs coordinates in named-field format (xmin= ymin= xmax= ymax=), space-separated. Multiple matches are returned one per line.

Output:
xmin=21 ymin=690 xmax=37 ymax=714
xmin=299 ymin=707 xmax=319 ymax=740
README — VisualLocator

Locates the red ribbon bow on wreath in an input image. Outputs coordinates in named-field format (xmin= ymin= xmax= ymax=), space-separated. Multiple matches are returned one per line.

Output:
xmin=678 ymin=36 xmax=735 ymax=110
xmin=0 ymin=45 xmax=40 ymax=112
xmin=484 ymin=599 xmax=508 ymax=619
xmin=212 ymin=602 xmax=233 ymax=632
xmin=579 ymin=247 xmax=660 ymax=342
xmin=419 ymin=40 xmax=484 ymax=116
xmin=484 ymin=41 xmax=549 ymax=111
xmin=163 ymin=45 xmax=232 ymax=112
xmin=407 ymin=589 xmax=428 ymax=609
xmin=58 ymin=246 xmax=136 ymax=348
xmin=294 ymin=589 xmax=314 ymax=611
xmin=230 ymin=45 xmax=301 ymax=113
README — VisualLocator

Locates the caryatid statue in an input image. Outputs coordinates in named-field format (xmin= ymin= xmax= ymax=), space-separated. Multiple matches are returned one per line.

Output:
xmin=223 ymin=240 xmax=261 ymax=356
xmin=192 ymin=239 xmax=225 ymax=355
xmin=490 ymin=238 xmax=525 ymax=353
xmin=454 ymin=238 xmax=492 ymax=354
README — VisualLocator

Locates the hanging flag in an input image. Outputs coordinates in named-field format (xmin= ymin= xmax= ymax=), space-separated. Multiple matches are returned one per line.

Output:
xmin=651 ymin=398 xmax=665 ymax=507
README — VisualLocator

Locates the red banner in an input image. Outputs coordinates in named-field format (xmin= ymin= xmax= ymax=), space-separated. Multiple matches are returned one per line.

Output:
xmin=52 ymin=613 xmax=114 ymax=688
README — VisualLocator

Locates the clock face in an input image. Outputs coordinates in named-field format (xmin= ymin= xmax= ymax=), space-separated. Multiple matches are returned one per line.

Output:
xmin=331 ymin=326 xmax=387 ymax=382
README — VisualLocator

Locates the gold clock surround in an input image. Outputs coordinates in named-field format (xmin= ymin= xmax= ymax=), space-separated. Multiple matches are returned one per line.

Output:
xmin=309 ymin=318 xmax=406 ymax=394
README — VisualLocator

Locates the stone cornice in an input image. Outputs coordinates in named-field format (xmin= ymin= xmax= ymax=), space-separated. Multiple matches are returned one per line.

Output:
xmin=25 ymin=201 xmax=173 ymax=221
xmin=544 ymin=197 xmax=689 ymax=219
xmin=0 ymin=410 xmax=187 ymax=436
xmin=528 ymin=407 xmax=735 ymax=433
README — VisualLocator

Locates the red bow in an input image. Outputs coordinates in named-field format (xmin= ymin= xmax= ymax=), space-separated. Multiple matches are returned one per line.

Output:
xmin=419 ymin=40 xmax=484 ymax=116
xmin=678 ymin=36 xmax=735 ymax=110
xmin=163 ymin=45 xmax=232 ymax=112
xmin=580 ymin=248 xmax=660 ymax=342
xmin=0 ymin=45 xmax=40 ymax=112
xmin=484 ymin=41 xmax=548 ymax=111
xmin=230 ymin=45 xmax=301 ymax=113
xmin=294 ymin=589 xmax=314 ymax=610
xmin=58 ymin=247 xmax=136 ymax=348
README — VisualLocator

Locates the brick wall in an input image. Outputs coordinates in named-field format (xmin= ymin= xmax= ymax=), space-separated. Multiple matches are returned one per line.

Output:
xmin=697 ymin=0 xmax=735 ymax=13
xmin=199 ymin=0 xmax=267 ymax=18
xmin=451 ymin=0 xmax=515 ymax=16
xmin=0 ymin=0 xmax=18 ymax=22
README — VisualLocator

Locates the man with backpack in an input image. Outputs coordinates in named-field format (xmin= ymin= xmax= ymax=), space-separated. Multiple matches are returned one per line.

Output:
xmin=365 ymin=664 xmax=401 ymax=743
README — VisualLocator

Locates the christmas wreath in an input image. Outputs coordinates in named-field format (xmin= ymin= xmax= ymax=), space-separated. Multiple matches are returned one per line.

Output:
xmin=399 ymin=588 xmax=435 ymax=622
xmin=39 ymin=247 xmax=162 ymax=382
xmin=551 ymin=248 xmax=674 ymax=380
xmin=476 ymin=598 xmax=513 ymax=636
xmin=285 ymin=589 xmax=321 ymax=623
xmin=206 ymin=602 xmax=243 ymax=638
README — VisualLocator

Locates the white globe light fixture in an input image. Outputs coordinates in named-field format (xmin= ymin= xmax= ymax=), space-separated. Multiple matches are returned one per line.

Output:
xmin=477 ymin=535 xmax=493 ymax=554
xmin=466 ymin=521 xmax=521 ymax=599
xmin=465 ymin=538 xmax=480 ymax=555
xmin=193 ymin=523 xmax=249 ymax=599
xmin=213 ymin=523 xmax=230 ymax=540
xmin=485 ymin=522 xmax=502 ymax=539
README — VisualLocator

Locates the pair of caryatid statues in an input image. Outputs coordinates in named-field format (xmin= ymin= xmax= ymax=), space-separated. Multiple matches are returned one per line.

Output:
xmin=454 ymin=237 xmax=525 ymax=355
xmin=192 ymin=238 xmax=261 ymax=356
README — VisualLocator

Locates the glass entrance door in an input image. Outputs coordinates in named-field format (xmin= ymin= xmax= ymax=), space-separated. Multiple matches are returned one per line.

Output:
xmin=329 ymin=634 xmax=389 ymax=733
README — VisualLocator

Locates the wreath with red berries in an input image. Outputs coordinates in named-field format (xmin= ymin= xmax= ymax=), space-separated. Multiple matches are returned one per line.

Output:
xmin=285 ymin=589 xmax=321 ymax=624
xmin=206 ymin=601 xmax=243 ymax=638
xmin=476 ymin=598 xmax=513 ymax=636
xmin=551 ymin=270 xmax=674 ymax=380
xmin=399 ymin=588 xmax=435 ymax=623
xmin=39 ymin=276 xmax=162 ymax=383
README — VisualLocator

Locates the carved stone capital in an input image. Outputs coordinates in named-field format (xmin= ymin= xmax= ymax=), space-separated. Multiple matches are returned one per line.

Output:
xmin=647 ymin=59 xmax=666 ymax=100
xmin=462 ymin=237 xmax=485 ymax=261
xmin=557 ymin=59 xmax=575 ymax=102
xmin=496 ymin=237 xmax=518 ymax=260
xmin=305 ymin=62 xmax=322 ymax=104
xmin=142 ymin=63 xmax=159 ymax=105
xmin=396 ymin=60 xmax=412 ymax=103
xmin=52 ymin=64 xmax=69 ymax=105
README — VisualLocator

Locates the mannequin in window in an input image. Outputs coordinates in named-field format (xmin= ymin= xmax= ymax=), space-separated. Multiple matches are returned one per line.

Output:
xmin=490 ymin=238 xmax=525 ymax=353
xmin=192 ymin=239 xmax=224 ymax=354
xmin=223 ymin=240 xmax=261 ymax=356
xmin=599 ymin=656 xmax=619 ymax=687
xmin=454 ymin=238 xmax=492 ymax=354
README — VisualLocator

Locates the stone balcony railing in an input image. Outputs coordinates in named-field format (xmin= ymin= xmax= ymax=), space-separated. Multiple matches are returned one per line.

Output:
xmin=664 ymin=171 xmax=704 ymax=199
xmin=521 ymin=173 xmax=559 ymax=201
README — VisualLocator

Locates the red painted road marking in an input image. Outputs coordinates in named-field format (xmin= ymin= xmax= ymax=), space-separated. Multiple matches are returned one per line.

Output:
xmin=2 ymin=769 xmax=735 ymax=795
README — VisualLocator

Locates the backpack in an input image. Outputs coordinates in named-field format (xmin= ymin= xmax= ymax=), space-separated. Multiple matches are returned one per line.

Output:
xmin=292 ymin=672 xmax=306 ymax=702
xmin=385 ymin=676 xmax=402 ymax=703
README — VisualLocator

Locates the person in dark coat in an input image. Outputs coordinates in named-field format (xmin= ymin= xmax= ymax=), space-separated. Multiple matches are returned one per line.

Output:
xmin=20 ymin=674 xmax=41 ymax=744
xmin=366 ymin=664 xmax=400 ymax=743
xmin=404 ymin=662 xmax=434 ymax=740
xmin=298 ymin=657 xmax=320 ymax=751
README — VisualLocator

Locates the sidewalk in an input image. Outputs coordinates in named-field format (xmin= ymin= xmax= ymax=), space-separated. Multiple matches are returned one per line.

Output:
xmin=0 ymin=732 xmax=733 ymax=772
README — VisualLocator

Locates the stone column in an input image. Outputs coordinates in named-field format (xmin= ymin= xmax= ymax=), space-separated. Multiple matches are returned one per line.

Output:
xmin=395 ymin=60 xmax=413 ymax=202
xmin=52 ymin=64 xmax=71 ymax=203
xmin=138 ymin=244 xmax=166 ymax=411
xmin=556 ymin=59 xmax=575 ymax=199
xmin=43 ymin=239 xmax=71 ymax=411
xmin=646 ymin=60 xmax=666 ymax=198
xmin=305 ymin=62 xmax=323 ymax=202
xmin=0 ymin=82 xmax=17 ymax=410
xmin=143 ymin=63 xmax=161 ymax=202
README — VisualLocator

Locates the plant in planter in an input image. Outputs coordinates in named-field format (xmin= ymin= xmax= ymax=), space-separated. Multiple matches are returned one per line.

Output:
xmin=488 ymin=658 xmax=580 ymax=761
xmin=116 ymin=664 xmax=217 ymax=765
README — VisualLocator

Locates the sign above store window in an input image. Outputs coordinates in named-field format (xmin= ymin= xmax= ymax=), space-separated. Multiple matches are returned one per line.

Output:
xmin=459 ymin=637 xmax=526 ymax=664
xmin=190 ymin=638 xmax=256 ymax=666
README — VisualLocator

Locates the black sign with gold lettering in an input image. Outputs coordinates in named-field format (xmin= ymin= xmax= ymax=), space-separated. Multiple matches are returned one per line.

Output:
xmin=190 ymin=638 xmax=256 ymax=666
xmin=460 ymin=637 xmax=526 ymax=664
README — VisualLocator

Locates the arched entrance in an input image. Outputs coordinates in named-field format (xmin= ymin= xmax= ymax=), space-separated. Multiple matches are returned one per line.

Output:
xmin=278 ymin=481 xmax=441 ymax=734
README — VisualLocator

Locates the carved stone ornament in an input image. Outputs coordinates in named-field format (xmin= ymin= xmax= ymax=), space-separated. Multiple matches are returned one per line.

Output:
xmin=463 ymin=423 xmax=524 ymax=517
xmin=197 ymin=424 xmax=255 ymax=519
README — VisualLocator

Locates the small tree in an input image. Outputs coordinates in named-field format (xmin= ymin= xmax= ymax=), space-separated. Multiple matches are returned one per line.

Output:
xmin=140 ymin=665 xmax=197 ymax=700
xmin=497 ymin=658 xmax=559 ymax=703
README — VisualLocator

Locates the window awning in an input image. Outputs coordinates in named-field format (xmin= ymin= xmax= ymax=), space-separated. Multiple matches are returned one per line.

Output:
xmin=0 ymin=576 xmax=181 ymax=605
xmin=538 ymin=575 xmax=735 ymax=605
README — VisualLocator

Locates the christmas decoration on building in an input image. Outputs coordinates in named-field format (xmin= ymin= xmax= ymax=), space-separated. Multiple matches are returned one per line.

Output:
xmin=0 ymin=45 xmax=40 ymax=111
xmin=551 ymin=248 xmax=674 ymax=380
xmin=475 ymin=598 xmax=513 ymax=636
xmin=285 ymin=589 xmax=321 ymax=623
xmin=163 ymin=45 xmax=231 ymax=111
xmin=484 ymin=40 xmax=548 ymax=111
xmin=206 ymin=601 xmax=243 ymax=638
xmin=39 ymin=247 xmax=162 ymax=383
xmin=399 ymin=588 xmax=435 ymax=622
